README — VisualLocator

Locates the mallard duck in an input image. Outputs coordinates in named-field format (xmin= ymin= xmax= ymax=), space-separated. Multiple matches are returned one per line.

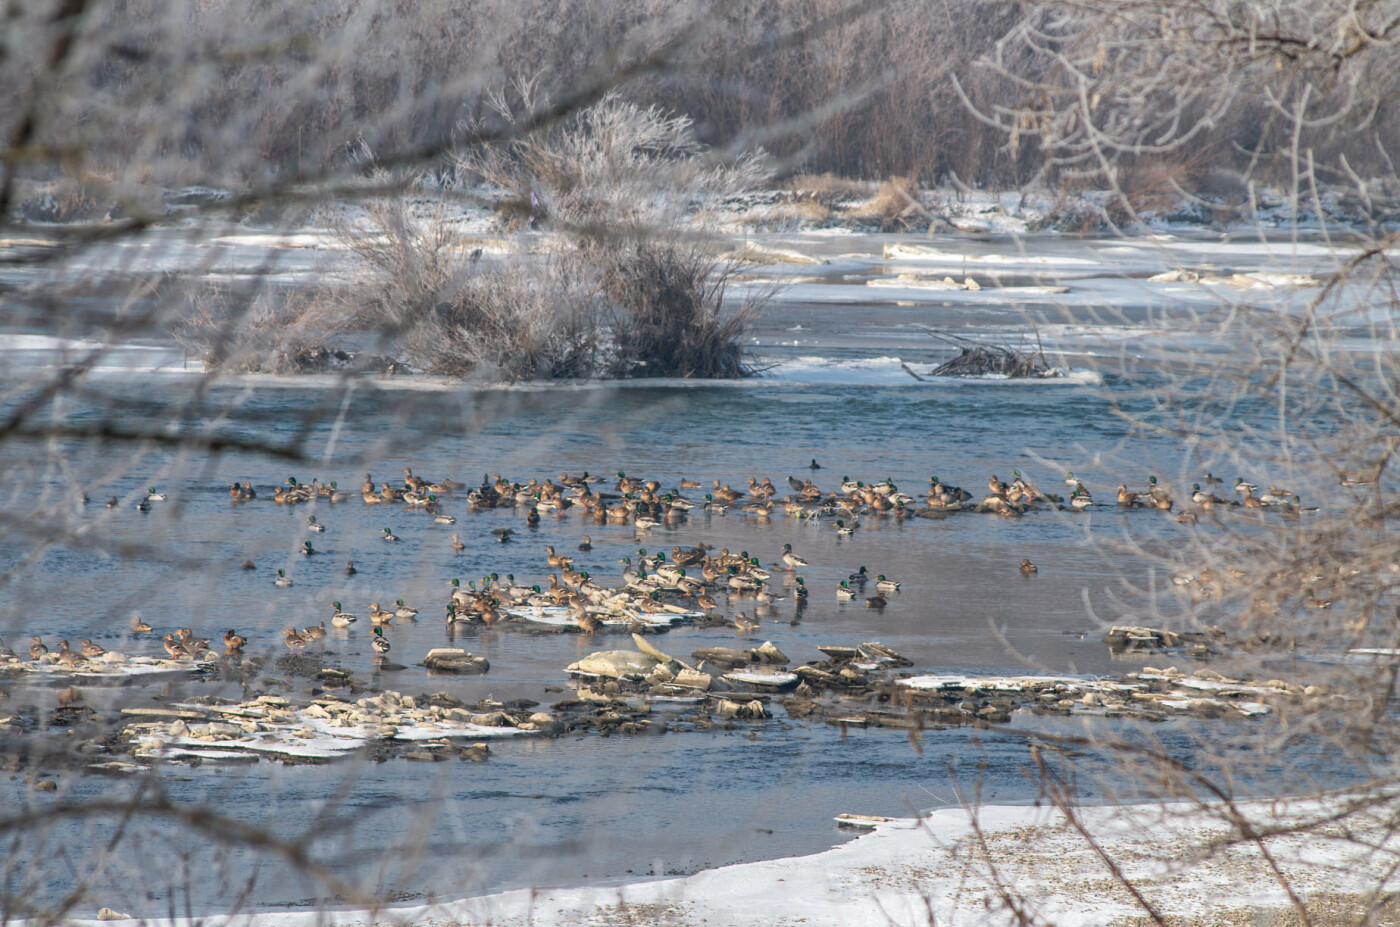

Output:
xmin=432 ymin=506 xmax=457 ymax=525
xmin=130 ymin=614 xmax=153 ymax=633
xmin=301 ymin=621 xmax=327 ymax=641
xmin=146 ymin=487 xmax=167 ymax=501
xmin=368 ymin=602 xmax=395 ymax=624
xmin=865 ymin=594 xmax=887 ymax=609
xmin=306 ymin=515 xmax=325 ymax=533
xmin=1069 ymin=490 xmax=1094 ymax=510
xmin=380 ymin=527 xmax=399 ymax=542
xmin=372 ymin=626 xmax=391 ymax=656
xmin=695 ymin=592 xmax=719 ymax=612
xmin=875 ymin=574 xmax=901 ymax=592
xmin=240 ymin=559 xmax=257 ymax=571
xmin=135 ymin=498 xmax=151 ymax=513
xmin=848 ymin=566 xmax=870 ymax=584
xmin=283 ymin=628 xmax=307 ymax=653
xmin=576 ymin=611 xmax=603 ymax=636
xmin=1116 ymin=484 xmax=1140 ymax=506
xmin=29 ymin=636 xmax=48 ymax=660
xmin=545 ymin=546 xmax=573 ymax=568
xmin=525 ymin=507 xmax=540 ymax=527
xmin=733 ymin=612 xmax=760 ymax=632
xmin=1020 ymin=558 xmax=1038 ymax=574
xmin=793 ymin=576 xmax=809 ymax=599
xmin=492 ymin=527 xmax=514 ymax=543
xmin=835 ymin=519 xmax=856 ymax=536
xmin=80 ymin=639 xmax=106 ymax=659
xmin=274 ymin=569 xmax=293 ymax=587
xmin=344 ymin=560 xmax=358 ymax=576
xmin=394 ymin=599 xmax=419 ymax=620
xmin=578 ymin=535 xmax=593 ymax=552
xmin=302 ymin=541 xmax=317 ymax=556
xmin=836 ymin=580 xmax=857 ymax=600
xmin=57 ymin=640 xmax=83 ymax=668
xmin=223 ymin=630 xmax=247 ymax=653
xmin=780 ymin=543 xmax=809 ymax=571
xmin=331 ymin=602 xmax=357 ymax=627
xmin=451 ymin=533 xmax=466 ymax=552
xmin=1234 ymin=477 xmax=1258 ymax=495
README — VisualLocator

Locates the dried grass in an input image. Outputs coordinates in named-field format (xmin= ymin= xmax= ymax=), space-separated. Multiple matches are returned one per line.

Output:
xmin=851 ymin=176 xmax=924 ymax=230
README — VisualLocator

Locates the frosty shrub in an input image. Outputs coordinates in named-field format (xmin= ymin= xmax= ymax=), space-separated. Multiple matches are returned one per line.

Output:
xmin=460 ymin=81 xmax=772 ymax=235
xmin=333 ymin=198 xmax=603 ymax=380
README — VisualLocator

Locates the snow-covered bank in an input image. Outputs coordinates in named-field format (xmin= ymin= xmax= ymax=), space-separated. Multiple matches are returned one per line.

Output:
xmin=57 ymin=798 xmax=1400 ymax=927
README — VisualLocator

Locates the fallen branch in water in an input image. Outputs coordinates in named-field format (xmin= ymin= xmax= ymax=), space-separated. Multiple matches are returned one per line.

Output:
xmin=922 ymin=327 xmax=1054 ymax=378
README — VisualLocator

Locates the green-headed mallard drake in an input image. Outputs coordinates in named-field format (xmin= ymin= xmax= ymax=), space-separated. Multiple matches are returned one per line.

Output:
xmin=382 ymin=527 xmax=399 ymax=542
xmin=793 ymin=576 xmax=809 ymax=599
xmin=836 ymin=580 xmax=857 ymax=600
xmin=781 ymin=543 xmax=809 ymax=570
xmin=146 ymin=487 xmax=167 ymax=502
xmin=274 ymin=569 xmax=293 ymax=587
xmin=372 ymin=626 xmax=391 ymax=656
xmin=331 ymin=602 xmax=357 ymax=627
xmin=848 ymin=566 xmax=870 ymax=584
xmin=875 ymin=574 xmax=901 ymax=592
xmin=307 ymin=515 xmax=325 ymax=533
xmin=394 ymin=599 xmax=418 ymax=620
xmin=302 ymin=540 xmax=317 ymax=556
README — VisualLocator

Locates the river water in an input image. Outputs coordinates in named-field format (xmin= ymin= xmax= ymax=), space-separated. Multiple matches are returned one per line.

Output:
xmin=0 ymin=222 xmax=1365 ymax=913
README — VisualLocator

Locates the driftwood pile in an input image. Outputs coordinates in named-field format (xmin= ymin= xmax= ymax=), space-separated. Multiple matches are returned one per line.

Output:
xmin=918 ymin=328 xmax=1056 ymax=378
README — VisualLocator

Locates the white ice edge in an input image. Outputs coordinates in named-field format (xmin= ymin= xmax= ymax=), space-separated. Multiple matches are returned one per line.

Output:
xmin=50 ymin=797 xmax=1400 ymax=927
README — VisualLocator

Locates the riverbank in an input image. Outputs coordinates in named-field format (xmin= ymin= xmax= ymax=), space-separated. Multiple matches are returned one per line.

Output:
xmin=54 ymin=797 xmax=1400 ymax=927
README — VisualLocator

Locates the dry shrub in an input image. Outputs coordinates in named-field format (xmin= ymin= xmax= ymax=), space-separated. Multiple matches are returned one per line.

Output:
xmin=396 ymin=259 xmax=601 ymax=380
xmin=601 ymin=243 xmax=758 ymax=379
xmin=850 ymin=176 xmax=924 ymax=230
xmin=14 ymin=180 xmax=105 ymax=222
xmin=333 ymin=198 xmax=602 ymax=380
xmin=171 ymin=286 xmax=350 ymax=374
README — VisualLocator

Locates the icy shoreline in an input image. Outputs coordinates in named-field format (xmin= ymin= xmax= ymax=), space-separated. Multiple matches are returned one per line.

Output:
xmin=51 ymin=797 xmax=1400 ymax=927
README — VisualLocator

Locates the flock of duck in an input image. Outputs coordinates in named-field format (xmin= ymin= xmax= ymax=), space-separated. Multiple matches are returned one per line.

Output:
xmin=7 ymin=465 xmax=1311 ymax=672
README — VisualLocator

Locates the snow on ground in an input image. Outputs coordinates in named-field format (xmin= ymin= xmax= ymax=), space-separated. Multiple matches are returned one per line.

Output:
xmin=53 ymin=797 xmax=1400 ymax=927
